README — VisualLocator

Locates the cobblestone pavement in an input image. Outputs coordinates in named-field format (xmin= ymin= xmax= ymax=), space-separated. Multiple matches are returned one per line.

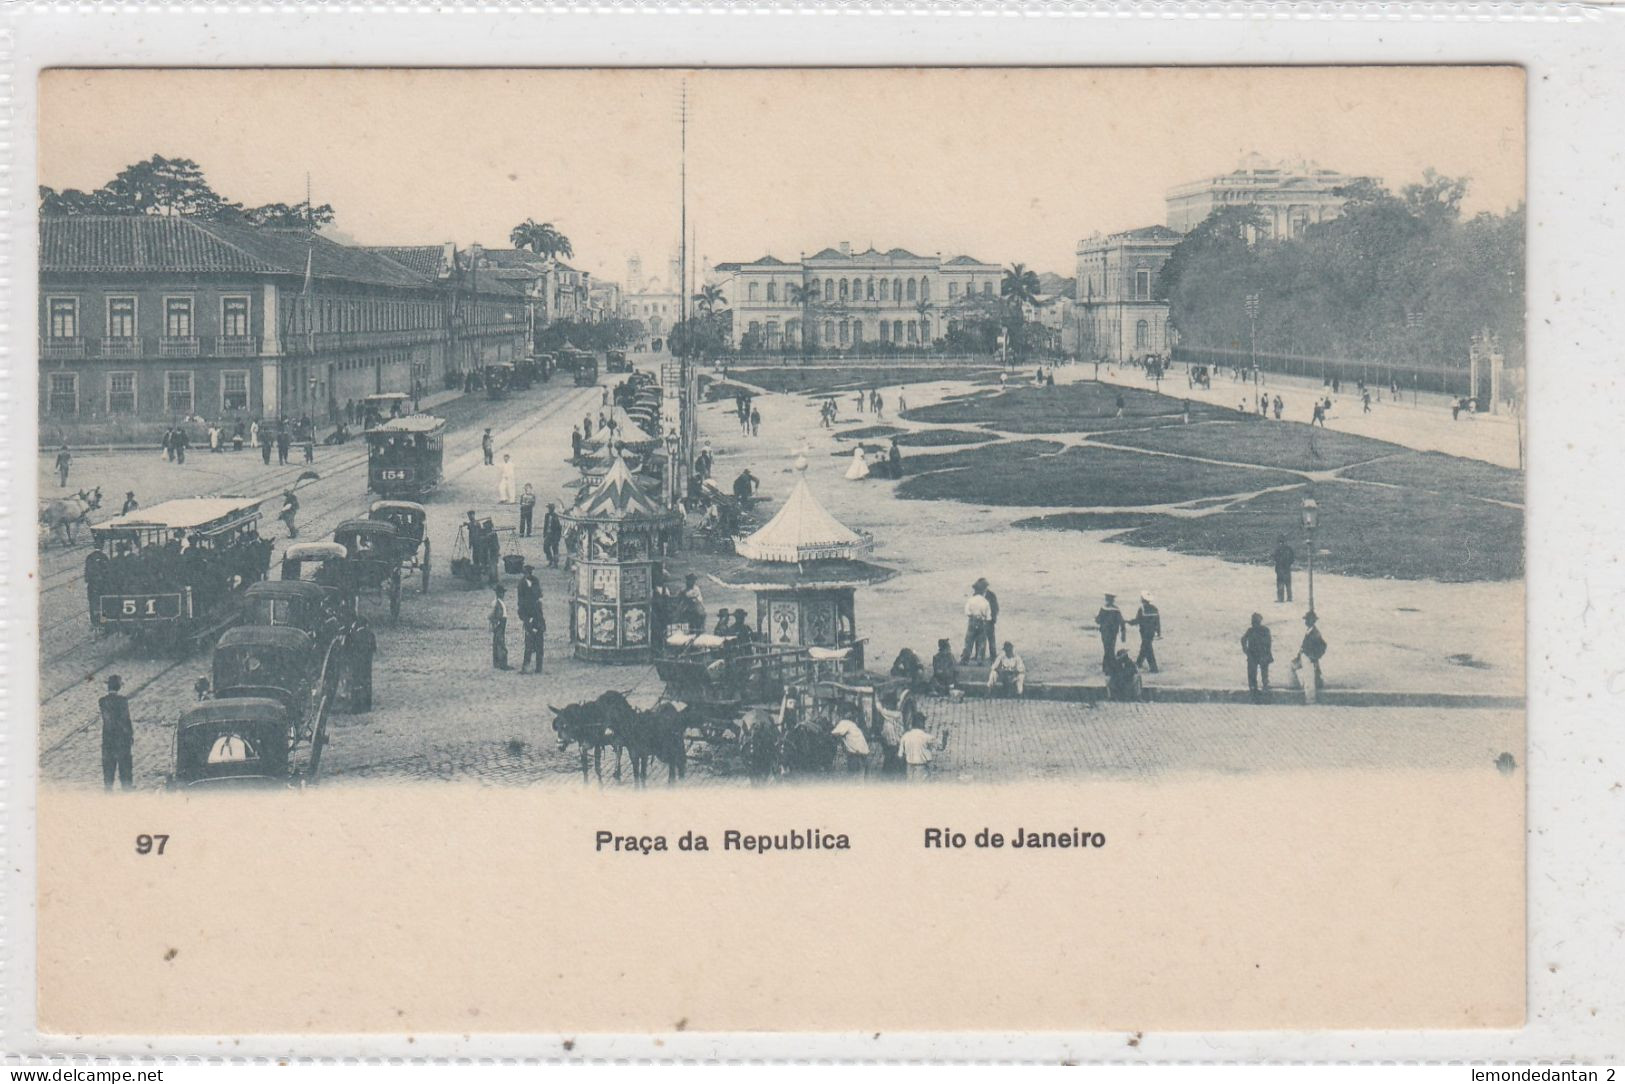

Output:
xmin=318 ymin=696 xmax=1520 ymax=787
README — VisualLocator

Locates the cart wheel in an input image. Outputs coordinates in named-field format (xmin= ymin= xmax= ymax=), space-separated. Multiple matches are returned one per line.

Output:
xmin=422 ymin=541 xmax=431 ymax=593
xmin=389 ymin=573 xmax=402 ymax=622
xmin=308 ymin=693 xmax=330 ymax=780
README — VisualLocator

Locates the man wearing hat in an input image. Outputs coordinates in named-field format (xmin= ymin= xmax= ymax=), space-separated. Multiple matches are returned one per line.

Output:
xmin=1128 ymin=592 xmax=1162 ymax=673
xmin=1094 ymin=593 xmax=1126 ymax=673
xmin=99 ymin=675 xmax=134 ymax=790
xmin=930 ymin=638 xmax=959 ymax=695
xmin=977 ymin=578 xmax=1000 ymax=661
xmin=961 ymin=582 xmax=993 ymax=664
xmin=541 ymin=503 xmax=563 ymax=568
xmin=731 ymin=608 xmax=754 ymax=644
xmin=488 ymin=584 xmax=512 ymax=670
xmin=712 ymin=607 xmax=733 ymax=636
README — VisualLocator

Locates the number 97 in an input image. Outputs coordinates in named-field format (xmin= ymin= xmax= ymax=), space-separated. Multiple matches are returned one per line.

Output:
xmin=135 ymin=834 xmax=169 ymax=855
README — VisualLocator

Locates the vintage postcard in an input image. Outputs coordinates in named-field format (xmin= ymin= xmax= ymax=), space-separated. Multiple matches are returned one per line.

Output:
xmin=27 ymin=65 xmax=1526 ymax=1037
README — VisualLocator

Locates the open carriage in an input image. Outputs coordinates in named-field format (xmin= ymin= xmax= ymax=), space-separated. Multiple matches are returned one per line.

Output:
xmin=367 ymin=501 xmax=432 ymax=593
xmin=654 ymin=631 xmax=860 ymax=742
xmin=331 ymin=518 xmax=409 ymax=621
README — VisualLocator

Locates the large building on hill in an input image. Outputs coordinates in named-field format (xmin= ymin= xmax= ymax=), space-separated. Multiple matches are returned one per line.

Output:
xmin=713 ymin=244 xmax=1002 ymax=352
xmin=1165 ymin=154 xmax=1365 ymax=239
xmin=38 ymin=216 xmax=525 ymax=439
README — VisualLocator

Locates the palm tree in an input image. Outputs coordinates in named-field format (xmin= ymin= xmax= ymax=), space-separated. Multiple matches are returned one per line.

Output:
xmin=788 ymin=281 xmax=819 ymax=359
xmin=693 ymin=283 xmax=726 ymax=317
xmin=509 ymin=219 xmax=574 ymax=261
xmin=914 ymin=299 xmax=936 ymax=352
xmin=1000 ymin=263 xmax=1043 ymax=363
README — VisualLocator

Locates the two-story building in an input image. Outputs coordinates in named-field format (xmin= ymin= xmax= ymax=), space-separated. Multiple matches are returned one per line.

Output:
xmin=1073 ymin=225 xmax=1184 ymax=363
xmin=714 ymin=244 xmax=1003 ymax=352
xmin=38 ymin=216 xmax=526 ymax=441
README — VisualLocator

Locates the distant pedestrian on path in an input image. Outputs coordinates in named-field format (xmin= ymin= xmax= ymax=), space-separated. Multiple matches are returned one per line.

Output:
xmin=961 ymin=584 xmax=992 ymax=664
xmin=1094 ymin=593 xmax=1126 ymax=673
xmin=482 ymin=428 xmax=495 ymax=466
xmin=99 ymin=675 xmax=133 ymax=791
xmin=489 ymin=584 xmax=511 ymax=670
xmin=750 ymin=406 xmax=761 ymax=436
xmin=854 ymin=391 xmax=866 ymax=414
xmin=896 ymin=389 xmax=908 ymax=413
xmin=1296 ymin=611 xmax=1327 ymax=693
xmin=542 ymin=503 xmax=563 ymax=567
xmin=121 ymin=491 xmax=138 ymax=515
xmin=1129 ymin=592 xmax=1161 ymax=673
xmin=276 ymin=428 xmax=290 ymax=465
xmin=498 ymin=453 xmax=517 ymax=503
xmin=250 ymin=419 xmax=261 ymax=449
xmin=55 ymin=444 xmax=72 ymax=487
xmin=1114 ymin=393 xmax=1126 ymax=419
xmin=174 ymin=427 xmax=189 ymax=464
xmin=261 ymin=431 xmax=273 ymax=465
xmin=520 ymin=610 xmax=545 ymax=675
xmin=518 ymin=484 xmax=536 ymax=535
xmin=1272 ymin=536 xmax=1295 ymax=603
xmin=977 ymin=578 xmax=1000 ymax=655
xmin=1273 ymin=395 xmax=1284 ymax=420
xmin=1241 ymin=613 xmax=1273 ymax=699
xmin=279 ymin=489 xmax=300 ymax=539
xmin=1362 ymin=390 xmax=1372 ymax=414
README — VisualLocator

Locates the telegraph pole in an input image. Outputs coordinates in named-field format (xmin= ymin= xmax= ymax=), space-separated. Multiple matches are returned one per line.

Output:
xmin=1245 ymin=292 xmax=1261 ymax=410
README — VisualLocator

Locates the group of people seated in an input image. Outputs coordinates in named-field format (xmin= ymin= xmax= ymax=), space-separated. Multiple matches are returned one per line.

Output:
xmin=890 ymin=636 xmax=1141 ymax=701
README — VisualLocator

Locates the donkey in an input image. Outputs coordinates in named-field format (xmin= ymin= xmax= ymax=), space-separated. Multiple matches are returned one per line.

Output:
xmin=549 ymin=690 xmax=636 ymax=784
xmin=621 ymin=702 xmax=696 ymax=787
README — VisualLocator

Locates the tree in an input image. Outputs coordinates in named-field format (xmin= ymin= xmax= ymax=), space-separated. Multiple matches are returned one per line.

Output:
xmin=509 ymin=219 xmax=574 ymax=261
xmin=914 ymin=299 xmax=936 ymax=349
xmin=39 ymin=155 xmax=338 ymax=228
xmin=38 ymin=186 xmax=110 ymax=216
xmin=1000 ymin=263 xmax=1042 ymax=362
xmin=242 ymin=200 xmax=336 ymax=229
xmin=788 ymin=281 xmax=822 ymax=358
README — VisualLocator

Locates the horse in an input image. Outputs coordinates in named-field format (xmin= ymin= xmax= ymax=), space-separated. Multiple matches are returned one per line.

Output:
xmin=549 ymin=690 xmax=636 ymax=784
xmin=621 ymin=702 xmax=696 ymax=787
xmin=781 ymin=721 xmax=838 ymax=776
xmin=740 ymin=710 xmax=783 ymax=786
xmin=39 ymin=486 xmax=103 ymax=546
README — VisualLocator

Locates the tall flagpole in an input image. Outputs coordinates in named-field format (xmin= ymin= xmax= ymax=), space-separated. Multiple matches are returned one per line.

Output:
xmin=679 ymin=81 xmax=688 ymax=329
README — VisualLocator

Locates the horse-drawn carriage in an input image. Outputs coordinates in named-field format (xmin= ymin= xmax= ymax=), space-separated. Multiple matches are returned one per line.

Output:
xmin=238 ymin=577 xmax=375 ymax=710
xmin=367 ymin=501 xmax=432 ymax=593
xmin=485 ymin=361 xmax=515 ymax=400
xmin=654 ymin=631 xmax=858 ymax=740
xmin=605 ymin=349 xmax=632 ymax=374
xmin=570 ymin=349 xmax=599 ymax=386
xmin=85 ymin=497 xmax=271 ymax=647
xmin=365 ymin=414 xmax=447 ymax=499
xmin=332 ymin=517 xmax=416 ymax=621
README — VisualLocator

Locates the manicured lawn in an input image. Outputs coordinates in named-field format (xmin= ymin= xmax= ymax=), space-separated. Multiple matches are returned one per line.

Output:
xmin=1015 ymin=481 xmax=1523 ymax=582
xmin=728 ymin=364 xmax=999 ymax=395
xmin=1100 ymin=418 xmax=1403 ymax=470
xmin=1338 ymin=450 xmax=1524 ymax=505
xmin=833 ymin=424 xmax=904 ymax=440
xmin=835 ymin=425 xmax=997 ymax=446
xmin=898 ymin=444 xmax=1301 ymax=507
xmin=900 ymin=383 xmax=1234 ymax=432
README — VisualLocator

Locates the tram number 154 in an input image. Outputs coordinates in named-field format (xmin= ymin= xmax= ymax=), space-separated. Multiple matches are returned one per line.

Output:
xmin=379 ymin=468 xmax=409 ymax=481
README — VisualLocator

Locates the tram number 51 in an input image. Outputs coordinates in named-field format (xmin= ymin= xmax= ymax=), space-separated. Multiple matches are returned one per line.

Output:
xmin=121 ymin=597 xmax=160 ymax=617
xmin=135 ymin=834 xmax=169 ymax=856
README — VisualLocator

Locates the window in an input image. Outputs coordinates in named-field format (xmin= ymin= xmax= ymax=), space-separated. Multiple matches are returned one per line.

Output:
xmin=839 ymin=280 xmax=849 ymax=301
xmin=166 ymin=371 xmax=194 ymax=415
xmin=1135 ymin=270 xmax=1152 ymax=301
xmin=808 ymin=280 xmax=820 ymax=301
xmin=747 ymin=282 xmax=759 ymax=302
xmin=222 ymin=295 xmax=251 ymax=339
xmin=920 ymin=278 xmax=930 ymax=301
xmin=851 ymin=321 xmax=864 ymax=344
xmin=878 ymin=321 xmax=889 ymax=343
xmin=907 ymin=321 xmax=918 ymax=343
xmin=823 ymin=319 xmax=835 ymax=342
xmin=106 ymin=296 xmax=137 ymax=339
xmin=907 ymin=279 xmax=917 ymax=301
xmin=982 ymin=282 xmax=992 ymax=296
xmin=107 ymin=371 xmax=137 ymax=413
xmin=893 ymin=278 xmax=903 ymax=301
xmin=879 ymin=279 xmax=889 ymax=302
xmin=920 ymin=317 xmax=931 ymax=341
xmin=222 ymin=370 xmax=250 ymax=411
xmin=893 ymin=320 xmax=904 ymax=341
xmin=47 ymin=372 xmax=78 ymax=415
xmin=839 ymin=321 xmax=850 ymax=347
xmin=949 ymin=282 xmax=959 ymax=298
xmin=824 ymin=278 xmax=834 ymax=300
xmin=767 ymin=282 xmax=777 ymax=302
xmin=1135 ymin=320 xmax=1150 ymax=349
xmin=164 ymin=297 xmax=194 ymax=338
xmin=47 ymin=297 xmax=78 ymax=339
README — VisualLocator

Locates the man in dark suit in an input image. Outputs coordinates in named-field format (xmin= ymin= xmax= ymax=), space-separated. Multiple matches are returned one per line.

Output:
xmin=99 ymin=675 xmax=134 ymax=790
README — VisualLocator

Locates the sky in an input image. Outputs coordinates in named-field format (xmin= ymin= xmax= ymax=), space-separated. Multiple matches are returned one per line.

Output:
xmin=39 ymin=67 xmax=1524 ymax=286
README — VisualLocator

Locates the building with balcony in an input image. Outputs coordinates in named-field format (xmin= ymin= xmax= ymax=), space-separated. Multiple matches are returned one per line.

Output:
xmin=713 ymin=244 xmax=1002 ymax=352
xmin=1165 ymin=154 xmax=1368 ymax=240
xmin=1074 ymin=225 xmax=1183 ymax=363
xmin=38 ymin=217 xmax=526 ymax=440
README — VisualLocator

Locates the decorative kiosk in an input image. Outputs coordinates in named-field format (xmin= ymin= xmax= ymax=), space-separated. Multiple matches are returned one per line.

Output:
xmin=713 ymin=458 xmax=895 ymax=669
xmin=562 ymin=455 xmax=684 ymax=663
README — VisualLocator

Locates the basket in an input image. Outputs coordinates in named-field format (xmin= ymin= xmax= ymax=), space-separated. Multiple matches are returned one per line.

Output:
xmin=502 ymin=554 xmax=526 ymax=574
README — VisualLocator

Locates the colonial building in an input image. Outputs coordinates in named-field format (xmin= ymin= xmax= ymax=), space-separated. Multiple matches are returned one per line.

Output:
xmin=1074 ymin=225 xmax=1183 ymax=362
xmin=620 ymin=278 xmax=682 ymax=350
xmin=713 ymin=244 xmax=1002 ymax=352
xmin=38 ymin=216 xmax=525 ymax=440
xmin=1165 ymin=154 xmax=1367 ymax=240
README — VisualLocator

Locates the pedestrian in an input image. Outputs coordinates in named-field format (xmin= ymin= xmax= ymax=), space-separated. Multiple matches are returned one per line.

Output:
xmin=208 ymin=423 xmax=221 ymax=453
xmin=1094 ymin=593 xmax=1126 ymax=673
xmin=232 ymin=420 xmax=245 ymax=451
xmin=712 ymin=607 xmax=733 ymax=635
xmin=345 ymin=399 xmax=356 ymax=426
xmin=303 ymin=429 xmax=315 ymax=463
xmin=873 ymin=391 xmax=885 ymax=418
xmin=517 ymin=563 xmax=541 ymax=623
xmin=542 ymin=503 xmax=563 ymax=567
xmin=1241 ymin=612 xmax=1273 ymax=698
xmin=887 ymin=439 xmax=903 ymax=479
xmin=174 ymin=426 xmax=189 ymax=464
xmin=520 ymin=609 xmax=545 ymax=674
xmin=1362 ymin=390 xmax=1372 ymax=414
xmin=1311 ymin=402 xmax=1324 ymax=427
xmin=54 ymin=444 xmax=72 ymax=487
xmin=961 ymin=584 xmax=992 ymax=664
xmin=731 ymin=608 xmax=753 ymax=643
xmin=482 ymin=428 xmax=495 ymax=466
xmin=275 ymin=428 xmax=290 ymax=465
xmin=261 ymin=430 xmax=273 ymax=465
xmin=518 ymin=484 xmax=536 ymax=536
xmin=898 ymin=720 xmax=939 ymax=782
xmin=681 ymin=574 xmax=705 ymax=633
xmin=121 ymin=490 xmax=138 ymax=515
xmin=831 ymin=713 xmax=871 ymax=776
xmin=583 ymin=414 xmax=593 ymax=439
xmin=1114 ymin=392 xmax=1126 ymax=418
xmin=163 ymin=427 xmax=176 ymax=463
xmin=749 ymin=406 xmax=761 ymax=436
xmin=1273 ymin=395 xmax=1284 ymax=420
xmin=1129 ymin=591 xmax=1161 ymax=673
xmin=498 ymin=453 xmax=517 ymax=503
xmin=930 ymin=638 xmax=958 ymax=694
xmin=489 ymin=584 xmax=512 ymax=670
xmin=897 ymin=389 xmax=908 ymax=413
xmin=99 ymin=674 xmax=134 ymax=791
xmin=1296 ymin=611 xmax=1328 ymax=693
xmin=979 ymin=578 xmax=1000 ymax=657
xmin=987 ymin=641 xmax=1026 ymax=697
xmin=1272 ymin=535 xmax=1295 ymax=603
xmin=854 ymin=391 xmax=865 ymax=414
xmin=279 ymin=489 xmax=300 ymax=539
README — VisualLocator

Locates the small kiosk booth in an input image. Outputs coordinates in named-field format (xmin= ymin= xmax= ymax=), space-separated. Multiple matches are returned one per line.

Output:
xmin=562 ymin=456 xmax=683 ymax=662
xmin=713 ymin=459 xmax=895 ymax=668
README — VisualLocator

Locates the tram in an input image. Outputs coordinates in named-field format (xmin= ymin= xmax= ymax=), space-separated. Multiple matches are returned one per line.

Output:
xmin=85 ymin=497 xmax=271 ymax=645
xmin=365 ymin=414 xmax=447 ymax=498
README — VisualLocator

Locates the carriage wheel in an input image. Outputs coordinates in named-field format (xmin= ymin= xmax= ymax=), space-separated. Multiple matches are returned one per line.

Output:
xmin=388 ymin=572 xmax=402 ymax=622
xmin=421 ymin=541 xmax=431 ymax=593
xmin=308 ymin=693 xmax=331 ymax=781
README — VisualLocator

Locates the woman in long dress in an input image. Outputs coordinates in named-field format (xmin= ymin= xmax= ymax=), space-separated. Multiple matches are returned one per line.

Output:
xmin=845 ymin=446 xmax=869 ymax=481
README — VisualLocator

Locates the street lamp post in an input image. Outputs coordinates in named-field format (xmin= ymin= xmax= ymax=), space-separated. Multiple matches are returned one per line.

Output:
xmin=1244 ymin=292 xmax=1261 ymax=410
xmin=1301 ymin=496 xmax=1319 ymax=614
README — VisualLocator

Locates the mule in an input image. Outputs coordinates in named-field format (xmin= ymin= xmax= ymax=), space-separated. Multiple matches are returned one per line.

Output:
xmin=622 ymin=702 xmax=695 ymax=787
xmin=549 ymin=690 xmax=636 ymax=784
xmin=39 ymin=487 xmax=103 ymax=546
